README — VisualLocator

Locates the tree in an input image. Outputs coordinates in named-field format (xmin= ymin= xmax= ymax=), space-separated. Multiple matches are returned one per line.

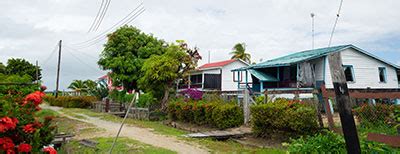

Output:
xmin=0 ymin=62 xmax=5 ymax=74
xmin=98 ymin=25 xmax=166 ymax=91
xmin=68 ymin=80 xmax=86 ymax=95
xmin=230 ymin=43 xmax=251 ymax=63
xmin=5 ymin=58 xmax=41 ymax=81
xmin=139 ymin=42 xmax=201 ymax=110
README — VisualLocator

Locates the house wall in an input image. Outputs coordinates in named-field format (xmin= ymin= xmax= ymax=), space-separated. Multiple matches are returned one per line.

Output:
xmin=309 ymin=57 xmax=325 ymax=81
xmin=325 ymin=48 xmax=399 ymax=89
xmin=221 ymin=61 xmax=252 ymax=91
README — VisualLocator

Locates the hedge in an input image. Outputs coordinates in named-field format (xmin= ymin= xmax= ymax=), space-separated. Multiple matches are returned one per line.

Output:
xmin=44 ymin=96 xmax=97 ymax=108
xmin=251 ymin=99 xmax=319 ymax=137
xmin=167 ymin=100 xmax=243 ymax=129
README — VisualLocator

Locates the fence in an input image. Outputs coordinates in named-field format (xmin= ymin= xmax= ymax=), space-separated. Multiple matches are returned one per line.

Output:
xmin=320 ymin=85 xmax=400 ymax=147
xmin=92 ymin=100 xmax=150 ymax=120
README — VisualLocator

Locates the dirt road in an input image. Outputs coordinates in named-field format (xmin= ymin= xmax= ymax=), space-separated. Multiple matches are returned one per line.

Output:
xmin=43 ymin=105 xmax=209 ymax=154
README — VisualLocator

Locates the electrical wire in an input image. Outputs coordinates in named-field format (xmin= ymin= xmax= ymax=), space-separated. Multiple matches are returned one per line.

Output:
xmin=88 ymin=0 xmax=106 ymax=32
xmin=64 ymin=45 xmax=99 ymax=60
xmin=72 ymin=7 xmax=145 ymax=49
xmin=94 ymin=0 xmax=112 ymax=31
xmin=63 ymin=48 xmax=104 ymax=74
xmin=41 ymin=43 xmax=59 ymax=66
xmin=71 ymin=3 xmax=144 ymax=47
xmin=328 ymin=0 xmax=344 ymax=47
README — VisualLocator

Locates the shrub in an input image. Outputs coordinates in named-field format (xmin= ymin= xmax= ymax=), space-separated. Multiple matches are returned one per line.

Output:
xmin=287 ymin=130 xmax=399 ymax=153
xmin=287 ymin=130 xmax=346 ymax=153
xmin=180 ymin=88 xmax=203 ymax=100
xmin=167 ymin=100 xmax=243 ymax=129
xmin=353 ymin=104 xmax=397 ymax=127
xmin=44 ymin=96 xmax=97 ymax=108
xmin=251 ymin=99 xmax=319 ymax=137
xmin=0 ymin=87 xmax=57 ymax=153
xmin=137 ymin=93 xmax=157 ymax=108
xmin=211 ymin=103 xmax=243 ymax=129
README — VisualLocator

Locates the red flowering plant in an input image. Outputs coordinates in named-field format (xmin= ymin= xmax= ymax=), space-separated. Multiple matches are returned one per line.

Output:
xmin=0 ymin=85 xmax=57 ymax=153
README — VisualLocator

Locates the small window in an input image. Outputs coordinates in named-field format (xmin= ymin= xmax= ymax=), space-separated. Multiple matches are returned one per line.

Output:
xmin=378 ymin=67 xmax=387 ymax=83
xmin=343 ymin=65 xmax=354 ymax=82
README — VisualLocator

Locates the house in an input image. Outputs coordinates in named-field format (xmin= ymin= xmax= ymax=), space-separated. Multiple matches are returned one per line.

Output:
xmin=179 ymin=59 xmax=252 ymax=92
xmin=233 ymin=44 xmax=400 ymax=98
xmin=98 ymin=74 xmax=123 ymax=91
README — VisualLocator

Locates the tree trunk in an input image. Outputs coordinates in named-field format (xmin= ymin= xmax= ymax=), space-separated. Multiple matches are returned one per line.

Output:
xmin=161 ymin=87 xmax=169 ymax=111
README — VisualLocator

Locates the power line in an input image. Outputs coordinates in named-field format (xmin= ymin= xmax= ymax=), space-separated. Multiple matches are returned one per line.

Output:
xmin=94 ymin=0 xmax=112 ymax=31
xmin=71 ymin=3 xmax=144 ymax=48
xmin=328 ymin=0 xmax=344 ymax=47
xmin=75 ymin=8 xmax=145 ymax=49
xmin=88 ymin=0 xmax=106 ymax=32
xmin=41 ymin=43 xmax=59 ymax=66
xmin=63 ymin=48 xmax=104 ymax=74
xmin=64 ymin=45 xmax=99 ymax=60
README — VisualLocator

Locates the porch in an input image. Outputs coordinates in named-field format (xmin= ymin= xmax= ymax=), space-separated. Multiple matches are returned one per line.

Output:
xmin=178 ymin=73 xmax=222 ymax=91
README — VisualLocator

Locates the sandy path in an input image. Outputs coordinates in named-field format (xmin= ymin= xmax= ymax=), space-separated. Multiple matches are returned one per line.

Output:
xmin=43 ymin=105 xmax=209 ymax=154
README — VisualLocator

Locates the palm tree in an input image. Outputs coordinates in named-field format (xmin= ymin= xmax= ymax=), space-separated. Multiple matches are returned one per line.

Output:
xmin=230 ymin=43 xmax=251 ymax=63
xmin=68 ymin=80 xmax=86 ymax=95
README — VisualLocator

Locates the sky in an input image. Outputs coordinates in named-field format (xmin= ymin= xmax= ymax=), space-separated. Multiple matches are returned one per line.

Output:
xmin=0 ymin=0 xmax=399 ymax=91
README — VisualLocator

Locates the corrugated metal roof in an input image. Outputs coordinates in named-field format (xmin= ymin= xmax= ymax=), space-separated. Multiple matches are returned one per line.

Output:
xmin=249 ymin=69 xmax=279 ymax=82
xmin=252 ymin=45 xmax=350 ymax=68
xmin=233 ymin=44 xmax=399 ymax=71
xmin=198 ymin=59 xmax=236 ymax=69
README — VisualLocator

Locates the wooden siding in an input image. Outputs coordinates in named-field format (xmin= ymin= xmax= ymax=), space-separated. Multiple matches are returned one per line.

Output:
xmin=325 ymin=48 xmax=399 ymax=89
xmin=222 ymin=60 xmax=252 ymax=91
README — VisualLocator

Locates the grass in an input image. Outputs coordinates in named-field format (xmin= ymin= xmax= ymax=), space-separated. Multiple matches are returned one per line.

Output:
xmin=60 ymin=137 xmax=176 ymax=154
xmin=60 ymin=108 xmax=287 ymax=153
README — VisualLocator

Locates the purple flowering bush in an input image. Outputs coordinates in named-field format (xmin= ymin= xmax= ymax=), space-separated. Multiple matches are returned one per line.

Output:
xmin=181 ymin=88 xmax=203 ymax=100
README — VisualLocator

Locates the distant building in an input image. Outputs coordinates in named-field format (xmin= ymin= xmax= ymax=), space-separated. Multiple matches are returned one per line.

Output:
xmin=233 ymin=44 xmax=400 ymax=98
xmin=98 ymin=73 xmax=123 ymax=91
xmin=178 ymin=59 xmax=252 ymax=92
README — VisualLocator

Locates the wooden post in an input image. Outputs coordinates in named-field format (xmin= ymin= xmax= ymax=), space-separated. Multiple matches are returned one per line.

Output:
xmin=55 ymin=40 xmax=62 ymax=98
xmin=321 ymin=84 xmax=335 ymax=130
xmin=327 ymin=52 xmax=360 ymax=153
xmin=105 ymin=98 xmax=110 ymax=113
xmin=243 ymin=89 xmax=250 ymax=125
xmin=35 ymin=60 xmax=39 ymax=85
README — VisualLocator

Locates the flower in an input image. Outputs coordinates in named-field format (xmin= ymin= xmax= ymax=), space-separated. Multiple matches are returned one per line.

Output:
xmin=0 ymin=117 xmax=18 ymax=132
xmin=24 ymin=91 xmax=45 ymax=106
xmin=17 ymin=143 xmax=32 ymax=153
xmin=43 ymin=146 xmax=57 ymax=154
xmin=0 ymin=137 xmax=15 ymax=151
xmin=23 ymin=124 xmax=36 ymax=134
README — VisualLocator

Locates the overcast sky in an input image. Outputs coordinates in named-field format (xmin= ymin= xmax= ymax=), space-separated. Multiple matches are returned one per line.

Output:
xmin=1 ymin=0 xmax=399 ymax=91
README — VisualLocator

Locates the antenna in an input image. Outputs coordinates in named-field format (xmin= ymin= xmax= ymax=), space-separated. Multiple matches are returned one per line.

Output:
xmin=208 ymin=50 xmax=210 ymax=63
xmin=311 ymin=13 xmax=315 ymax=50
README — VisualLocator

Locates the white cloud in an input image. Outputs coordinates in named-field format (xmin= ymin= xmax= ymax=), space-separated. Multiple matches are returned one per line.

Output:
xmin=0 ymin=0 xmax=400 ymax=90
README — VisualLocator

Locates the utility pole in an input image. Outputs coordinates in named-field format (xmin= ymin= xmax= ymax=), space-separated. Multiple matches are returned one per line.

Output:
xmin=35 ymin=60 xmax=39 ymax=85
xmin=328 ymin=53 xmax=360 ymax=153
xmin=55 ymin=40 xmax=62 ymax=98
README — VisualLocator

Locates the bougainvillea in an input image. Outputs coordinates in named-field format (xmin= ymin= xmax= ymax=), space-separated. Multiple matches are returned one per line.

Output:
xmin=181 ymin=88 xmax=203 ymax=100
xmin=0 ymin=85 xmax=57 ymax=153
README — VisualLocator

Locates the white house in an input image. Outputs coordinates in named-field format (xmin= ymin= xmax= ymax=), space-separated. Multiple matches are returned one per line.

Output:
xmin=179 ymin=59 xmax=252 ymax=91
xmin=233 ymin=44 xmax=400 ymax=97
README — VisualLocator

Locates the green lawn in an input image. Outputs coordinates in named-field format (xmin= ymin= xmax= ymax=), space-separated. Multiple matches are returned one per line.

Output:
xmin=60 ymin=137 xmax=176 ymax=154
xmin=60 ymin=108 xmax=287 ymax=153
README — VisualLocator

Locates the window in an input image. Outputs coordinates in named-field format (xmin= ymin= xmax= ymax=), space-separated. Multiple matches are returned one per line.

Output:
xmin=378 ymin=67 xmax=387 ymax=83
xmin=190 ymin=74 xmax=202 ymax=84
xmin=343 ymin=65 xmax=354 ymax=82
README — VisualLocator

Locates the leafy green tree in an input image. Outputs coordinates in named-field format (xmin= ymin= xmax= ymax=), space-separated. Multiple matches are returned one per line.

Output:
xmin=0 ymin=62 xmax=5 ymax=74
xmin=98 ymin=25 xmax=166 ymax=91
xmin=139 ymin=42 xmax=201 ymax=110
xmin=5 ymin=58 xmax=41 ymax=81
xmin=230 ymin=43 xmax=251 ymax=63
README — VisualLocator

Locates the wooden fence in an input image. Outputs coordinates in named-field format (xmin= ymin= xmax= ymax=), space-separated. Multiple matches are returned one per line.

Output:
xmin=92 ymin=100 xmax=150 ymax=120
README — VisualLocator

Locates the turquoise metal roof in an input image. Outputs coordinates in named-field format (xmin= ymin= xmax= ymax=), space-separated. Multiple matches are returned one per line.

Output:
xmin=252 ymin=45 xmax=350 ymax=68
xmin=232 ymin=44 xmax=399 ymax=71
xmin=249 ymin=69 xmax=279 ymax=82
